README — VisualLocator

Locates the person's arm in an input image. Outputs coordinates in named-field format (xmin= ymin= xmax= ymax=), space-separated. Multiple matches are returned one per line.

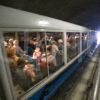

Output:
xmin=18 ymin=46 xmax=24 ymax=54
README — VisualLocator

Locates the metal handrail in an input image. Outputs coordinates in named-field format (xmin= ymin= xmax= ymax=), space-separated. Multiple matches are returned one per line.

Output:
xmin=91 ymin=58 xmax=100 ymax=100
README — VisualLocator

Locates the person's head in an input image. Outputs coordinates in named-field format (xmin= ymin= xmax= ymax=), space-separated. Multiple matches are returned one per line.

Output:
xmin=8 ymin=38 xmax=14 ymax=47
xmin=35 ymin=47 xmax=40 ymax=52
xmin=13 ymin=40 xmax=18 ymax=46
xmin=58 ymin=39 xmax=63 ymax=44
xmin=75 ymin=34 xmax=79 ymax=39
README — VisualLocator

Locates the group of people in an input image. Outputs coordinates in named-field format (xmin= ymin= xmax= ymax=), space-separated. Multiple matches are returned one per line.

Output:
xmin=3 ymin=34 xmax=64 ymax=88
xmin=3 ymin=32 xmax=86 ymax=91
xmin=4 ymin=39 xmax=36 ymax=85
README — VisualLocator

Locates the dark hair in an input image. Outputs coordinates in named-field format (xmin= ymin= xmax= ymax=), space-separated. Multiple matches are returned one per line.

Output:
xmin=47 ymin=46 xmax=52 ymax=52
xmin=68 ymin=34 xmax=71 ymax=38
xmin=17 ymin=58 xmax=25 ymax=68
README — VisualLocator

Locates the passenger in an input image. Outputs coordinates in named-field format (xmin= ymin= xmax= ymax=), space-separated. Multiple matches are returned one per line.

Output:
xmin=5 ymin=47 xmax=19 ymax=79
xmin=33 ymin=47 xmax=42 ymax=71
xmin=67 ymin=34 xmax=73 ymax=47
xmin=41 ymin=35 xmax=50 ymax=43
xmin=75 ymin=33 xmax=80 ymax=53
xmin=84 ymin=34 xmax=87 ymax=40
xmin=41 ymin=46 xmax=56 ymax=67
xmin=28 ymin=39 xmax=36 ymax=56
xmin=57 ymin=39 xmax=64 ymax=65
xmin=17 ymin=57 xmax=25 ymax=68
xmin=6 ymin=46 xmax=19 ymax=63
xmin=75 ymin=33 xmax=80 ymax=42
xmin=82 ymin=35 xmax=86 ymax=49
xmin=8 ymin=38 xmax=14 ymax=48
xmin=51 ymin=41 xmax=59 ymax=66
xmin=58 ymin=39 xmax=64 ymax=52
xmin=67 ymin=34 xmax=75 ymax=60
xmin=23 ymin=60 xmax=36 ymax=82
xmin=19 ymin=37 xmax=24 ymax=51
xmin=13 ymin=40 xmax=24 ymax=57
xmin=41 ymin=40 xmax=50 ymax=52
xmin=10 ymin=56 xmax=33 ymax=90
xmin=49 ymin=36 xmax=55 ymax=44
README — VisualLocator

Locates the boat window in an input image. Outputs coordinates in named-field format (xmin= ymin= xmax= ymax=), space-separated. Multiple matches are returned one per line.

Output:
xmin=82 ymin=32 xmax=88 ymax=50
xmin=66 ymin=32 xmax=80 ymax=62
xmin=3 ymin=31 xmax=47 ymax=98
xmin=2 ymin=31 xmax=64 ymax=98
xmin=45 ymin=32 xmax=64 ymax=74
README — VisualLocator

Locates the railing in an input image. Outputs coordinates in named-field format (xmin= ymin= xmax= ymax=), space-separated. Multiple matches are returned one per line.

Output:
xmin=89 ymin=45 xmax=100 ymax=100
xmin=91 ymin=58 xmax=100 ymax=100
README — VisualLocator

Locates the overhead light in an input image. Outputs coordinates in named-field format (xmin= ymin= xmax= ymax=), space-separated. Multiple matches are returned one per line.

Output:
xmin=38 ymin=20 xmax=49 ymax=26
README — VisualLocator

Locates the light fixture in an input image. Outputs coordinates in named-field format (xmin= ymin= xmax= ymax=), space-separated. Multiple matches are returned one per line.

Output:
xmin=38 ymin=20 xmax=49 ymax=26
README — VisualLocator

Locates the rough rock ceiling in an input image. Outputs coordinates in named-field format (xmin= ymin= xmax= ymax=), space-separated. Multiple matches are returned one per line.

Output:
xmin=0 ymin=0 xmax=100 ymax=30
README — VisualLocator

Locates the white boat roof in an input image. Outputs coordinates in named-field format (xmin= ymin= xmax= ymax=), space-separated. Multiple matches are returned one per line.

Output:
xmin=0 ymin=5 xmax=89 ymax=32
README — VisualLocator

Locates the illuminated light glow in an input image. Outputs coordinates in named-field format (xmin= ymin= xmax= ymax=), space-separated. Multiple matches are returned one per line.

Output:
xmin=96 ymin=31 xmax=100 ymax=44
xmin=40 ymin=29 xmax=45 ymax=31
xmin=38 ymin=20 xmax=49 ymax=26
